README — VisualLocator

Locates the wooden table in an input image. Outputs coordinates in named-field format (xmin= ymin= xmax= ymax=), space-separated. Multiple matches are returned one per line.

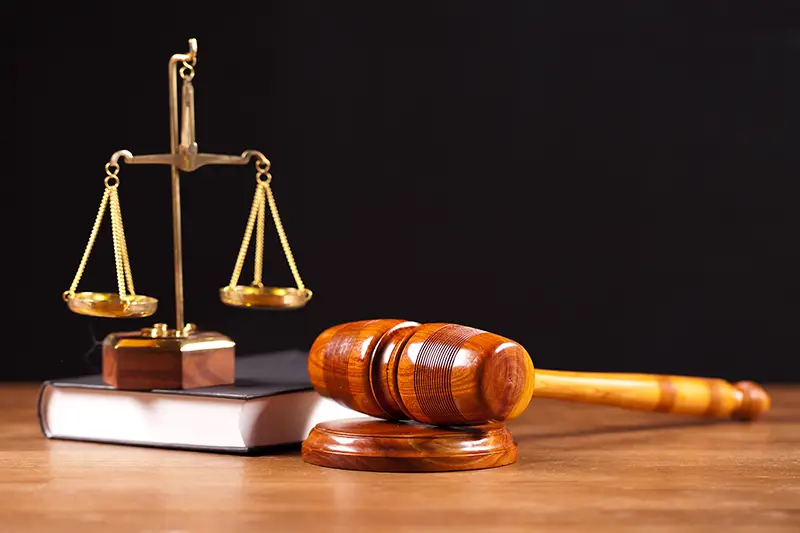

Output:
xmin=1 ymin=383 xmax=798 ymax=532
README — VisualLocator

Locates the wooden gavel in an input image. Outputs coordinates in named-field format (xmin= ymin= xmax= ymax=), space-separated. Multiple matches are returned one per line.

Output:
xmin=308 ymin=319 xmax=771 ymax=426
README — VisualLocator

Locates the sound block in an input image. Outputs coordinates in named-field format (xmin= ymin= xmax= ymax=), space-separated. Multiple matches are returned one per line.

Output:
xmin=301 ymin=418 xmax=517 ymax=472
xmin=102 ymin=329 xmax=235 ymax=390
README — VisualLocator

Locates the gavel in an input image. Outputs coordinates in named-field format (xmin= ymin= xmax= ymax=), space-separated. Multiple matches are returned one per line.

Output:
xmin=308 ymin=319 xmax=771 ymax=425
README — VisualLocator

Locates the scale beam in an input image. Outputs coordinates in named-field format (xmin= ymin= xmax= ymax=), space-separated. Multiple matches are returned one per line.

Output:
xmin=109 ymin=149 xmax=269 ymax=173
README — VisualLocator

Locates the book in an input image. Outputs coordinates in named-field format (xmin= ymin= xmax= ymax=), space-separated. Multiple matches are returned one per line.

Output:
xmin=37 ymin=349 xmax=368 ymax=453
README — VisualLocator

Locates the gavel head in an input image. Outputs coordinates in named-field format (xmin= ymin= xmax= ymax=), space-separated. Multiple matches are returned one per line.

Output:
xmin=308 ymin=319 xmax=535 ymax=426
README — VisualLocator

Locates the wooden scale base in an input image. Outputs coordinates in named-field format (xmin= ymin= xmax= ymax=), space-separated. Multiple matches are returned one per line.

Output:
xmin=102 ymin=324 xmax=235 ymax=390
xmin=301 ymin=419 xmax=518 ymax=472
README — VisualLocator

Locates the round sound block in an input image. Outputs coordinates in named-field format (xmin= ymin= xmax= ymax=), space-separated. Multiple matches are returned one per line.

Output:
xmin=301 ymin=418 xmax=517 ymax=472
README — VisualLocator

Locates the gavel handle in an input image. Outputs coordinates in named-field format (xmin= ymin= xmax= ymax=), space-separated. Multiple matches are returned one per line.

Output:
xmin=532 ymin=370 xmax=770 ymax=420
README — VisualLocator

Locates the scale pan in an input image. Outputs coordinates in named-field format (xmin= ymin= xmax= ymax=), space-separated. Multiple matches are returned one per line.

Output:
xmin=219 ymin=285 xmax=312 ymax=310
xmin=66 ymin=292 xmax=158 ymax=318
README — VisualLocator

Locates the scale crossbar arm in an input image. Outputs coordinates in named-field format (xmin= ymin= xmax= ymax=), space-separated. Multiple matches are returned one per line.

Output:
xmin=109 ymin=150 xmax=267 ymax=172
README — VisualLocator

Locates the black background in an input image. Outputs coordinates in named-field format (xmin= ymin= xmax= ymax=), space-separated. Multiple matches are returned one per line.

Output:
xmin=6 ymin=2 xmax=800 ymax=382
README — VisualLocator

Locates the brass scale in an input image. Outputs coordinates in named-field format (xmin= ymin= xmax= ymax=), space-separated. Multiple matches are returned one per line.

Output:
xmin=62 ymin=39 xmax=311 ymax=343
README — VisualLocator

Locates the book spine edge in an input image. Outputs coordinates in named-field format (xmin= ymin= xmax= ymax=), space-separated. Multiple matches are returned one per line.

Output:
xmin=36 ymin=381 xmax=53 ymax=438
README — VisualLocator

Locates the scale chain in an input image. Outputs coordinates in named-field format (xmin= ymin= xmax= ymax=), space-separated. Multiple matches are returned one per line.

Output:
xmin=109 ymin=187 xmax=129 ymax=302
xmin=229 ymin=182 xmax=264 ymax=287
xmin=253 ymin=185 xmax=266 ymax=286
xmin=264 ymin=178 xmax=306 ymax=292
xmin=228 ymin=170 xmax=307 ymax=293
xmin=64 ymin=166 xmax=138 ymax=307
xmin=114 ymin=187 xmax=136 ymax=296
xmin=65 ymin=188 xmax=110 ymax=298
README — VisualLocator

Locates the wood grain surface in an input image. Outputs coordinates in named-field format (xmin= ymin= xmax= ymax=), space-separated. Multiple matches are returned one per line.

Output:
xmin=533 ymin=370 xmax=771 ymax=420
xmin=102 ymin=331 xmax=235 ymax=390
xmin=1 ymin=382 xmax=798 ymax=532
xmin=308 ymin=319 xmax=536 ymax=425
xmin=308 ymin=319 xmax=768 ymax=427
xmin=301 ymin=419 xmax=518 ymax=472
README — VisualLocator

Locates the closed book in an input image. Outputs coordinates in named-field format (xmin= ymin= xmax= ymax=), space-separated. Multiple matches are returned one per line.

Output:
xmin=37 ymin=350 xmax=367 ymax=453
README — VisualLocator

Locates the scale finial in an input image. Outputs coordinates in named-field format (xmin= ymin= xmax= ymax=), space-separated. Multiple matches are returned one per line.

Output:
xmin=187 ymin=38 xmax=198 ymax=63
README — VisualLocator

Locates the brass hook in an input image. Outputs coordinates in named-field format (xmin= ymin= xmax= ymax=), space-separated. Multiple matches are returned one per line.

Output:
xmin=186 ymin=38 xmax=198 ymax=66
xmin=241 ymin=150 xmax=271 ymax=170
xmin=108 ymin=150 xmax=134 ymax=167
